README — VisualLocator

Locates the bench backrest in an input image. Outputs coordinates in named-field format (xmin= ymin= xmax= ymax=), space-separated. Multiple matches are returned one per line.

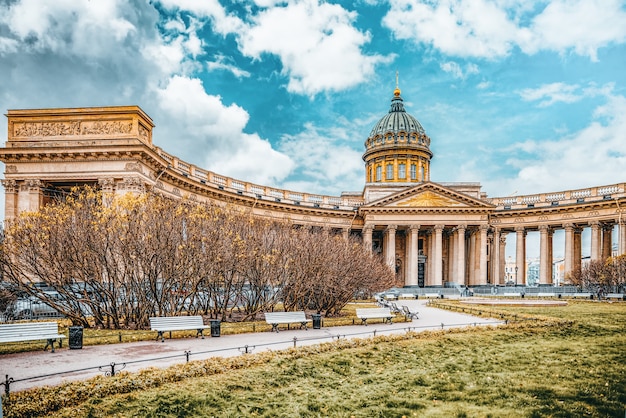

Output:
xmin=264 ymin=311 xmax=307 ymax=323
xmin=0 ymin=322 xmax=61 ymax=342
xmin=356 ymin=308 xmax=392 ymax=318
xmin=149 ymin=316 xmax=205 ymax=330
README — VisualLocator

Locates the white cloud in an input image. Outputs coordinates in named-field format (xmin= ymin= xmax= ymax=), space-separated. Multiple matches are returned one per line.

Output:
xmin=237 ymin=0 xmax=392 ymax=96
xmin=524 ymin=0 xmax=626 ymax=61
xmin=383 ymin=0 xmax=521 ymax=59
xmin=487 ymin=93 xmax=626 ymax=196
xmin=155 ymin=76 xmax=294 ymax=186
xmin=206 ymin=54 xmax=251 ymax=78
xmin=0 ymin=0 xmax=137 ymax=57
xmin=278 ymin=123 xmax=364 ymax=194
xmin=157 ymin=0 xmax=245 ymax=35
xmin=519 ymin=82 xmax=614 ymax=107
xmin=383 ymin=0 xmax=626 ymax=60
xmin=440 ymin=61 xmax=479 ymax=79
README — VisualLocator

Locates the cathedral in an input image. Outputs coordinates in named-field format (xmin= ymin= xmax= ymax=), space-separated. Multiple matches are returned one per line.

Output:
xmin=1 ymin=87 xmax=624 ymax=288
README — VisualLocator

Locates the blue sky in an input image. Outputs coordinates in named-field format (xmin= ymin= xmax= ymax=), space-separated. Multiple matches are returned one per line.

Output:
xmin=1 ymin=0 xmax=625 ymax=202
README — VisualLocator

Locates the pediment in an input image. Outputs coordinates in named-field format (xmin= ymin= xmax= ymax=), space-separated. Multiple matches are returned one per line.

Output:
xmin=363 ymin=182 xmax=494 ymax=209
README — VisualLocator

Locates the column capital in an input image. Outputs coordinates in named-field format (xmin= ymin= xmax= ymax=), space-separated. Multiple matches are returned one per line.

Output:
xmin=538 ymin=224 xmax=551 ymax=232
xmin=99 ymin=177 xmax=116 ymax=192
xmin=563 ymin=223 xmax=575 ymax=230
xmin=434 ymin=224 xmax=445 ymax=232
xmin=514 ymin=225 xmax=525 ymax=233
xmin=20 ymin=179 xmax=42 ymax=192
xmin=1 ymin=179 xmax=18 ymax=193
xmin=362 ymin=224 xmax=374 ymax=232
xmin=456 ymin=224 xmax=467 ymax=231
xmin=386 ymin=224 xmax=397 ymax=233
xmin=479 ymin=224 xmax=489 ymax=232
xmin=409 ymin=224 xmax=420 ymax=233
xmin=588 ymin=220 xmax=600 ymax=227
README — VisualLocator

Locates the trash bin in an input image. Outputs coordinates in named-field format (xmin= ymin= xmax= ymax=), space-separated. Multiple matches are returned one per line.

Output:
xmin=312 ymin=314 xmax=322 ymax=329
xmin=69 ymin=326 xmax=83 ymax=349
xmin=210 ymin=320 xmax=221 ymax=337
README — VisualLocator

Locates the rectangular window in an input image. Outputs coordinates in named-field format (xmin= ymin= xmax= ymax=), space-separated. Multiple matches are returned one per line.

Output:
xmin=386 ymin=164 xmax=393 ymax=180
xmin=376 ymin=166 xmax=382 ymax=181
xmin=410 ymin=164 xmax=417 ymax=180
xmin=398 ymin=163 xmax=406 ymax=179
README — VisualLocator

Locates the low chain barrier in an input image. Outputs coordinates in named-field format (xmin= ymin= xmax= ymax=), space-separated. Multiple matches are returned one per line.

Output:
xmin=0 ymin=319 xmax=506 ymax=398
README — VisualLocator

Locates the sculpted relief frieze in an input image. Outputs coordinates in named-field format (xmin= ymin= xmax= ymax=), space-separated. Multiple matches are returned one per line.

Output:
xmin=13 ymin=120 xmax=133 ymax=138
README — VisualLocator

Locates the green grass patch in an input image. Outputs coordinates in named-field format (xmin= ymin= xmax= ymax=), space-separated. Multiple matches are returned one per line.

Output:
xmin=2 ymin=301 xmax=625 ymax=417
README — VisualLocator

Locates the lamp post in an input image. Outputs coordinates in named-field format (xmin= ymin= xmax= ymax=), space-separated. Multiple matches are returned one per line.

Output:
xmin=515 ymin=266 xmax=518 ymax=287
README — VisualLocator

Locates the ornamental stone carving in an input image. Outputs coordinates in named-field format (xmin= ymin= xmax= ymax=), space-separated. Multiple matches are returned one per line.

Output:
xmin=5 ymin=165 xmax=17 ymax=173
xmin=98 ymin=178 xmax=115 ymax=192
xmin=13 ymin=120 xmax=133 ymax=138
xmin=1 ymin=179 xmax=18 ymax=192
xmin=20 ymin=179 xmax=42 ymax=192
xmin=125 ymin=162 xmax=142 ymax=173
xmin=117 ymin=177 xmax=145 ymax=193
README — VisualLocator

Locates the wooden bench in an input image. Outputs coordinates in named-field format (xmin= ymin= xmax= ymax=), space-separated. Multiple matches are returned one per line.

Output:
xmin=0 ymin=322 xmax=65 ymax=352
xmin=264 ymin=311 xmax=308 ymax=332
xmin=402 ymin=305 xmax=419 ymax=320
xmin=536 ymin=293 xmax=556 ymax=297
xmin=503 ymin=292 xmax=522 ymax=297
xmin=149 ymin=316 xmax=209 ymax=342
xmin=605 ymin=293 xmax=625 ymax=300
xmin=356 ymin=308 xmax=393 ymax=325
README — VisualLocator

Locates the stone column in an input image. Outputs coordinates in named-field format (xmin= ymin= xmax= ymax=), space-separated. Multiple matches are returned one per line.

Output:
xmin=456 ymin=225 xmax=466 ymax=284
xmin=539 ymin=225 xmax=553 ymax=285
xmin=491 ymin=228 xmax=500 ymax=285
xmin=385 ymin=225 xmax=397 ymax=270
xmin=406 ymin=225 xmax=419 ymax=286
xmin=564 ymin=223 xmax=575 ymax=280
xmin=468 ymin=230 xmax=477 ymax=284
xmin=1 ymin=179 xmax=19 ymax=221
xmin=478 ymin=225 xmax=488 ymax=285
xmin=499 ymin=234 xmax=507 ymax=285
xmin=342 ymin=228 xmax=350 ymax=241
xmin=427 ymin=231 xmax=434 ymax=286
xmin=515 ymin=226 xmax=526 ymax=285
xmin=590 ymin=221 xmax=601 ymax=261
xmin=619 ymin=219 xmax=626 ymax=256
xmin=434 ymin=225 xmax=444 ymax=286
xmin=19 ymin=179 xmax=43 ymax=214
xmin=362 ymin=225 xmax=373 ymax=253
xmin=602 ymin=224 xmax=612 ymax=259
xmin=574 ymin=227 xmax=583 ymax=272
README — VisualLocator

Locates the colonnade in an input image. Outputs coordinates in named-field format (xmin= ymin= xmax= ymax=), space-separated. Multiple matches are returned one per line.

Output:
xmin=362 ymin=220 xmax=626 ymax=287
xmin=361 ymin=223 xmax=489 ymax=287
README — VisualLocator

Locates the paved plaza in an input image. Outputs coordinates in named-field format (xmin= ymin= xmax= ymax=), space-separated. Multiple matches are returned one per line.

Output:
xmin=0 ymin=300 xmax=503 ymax=392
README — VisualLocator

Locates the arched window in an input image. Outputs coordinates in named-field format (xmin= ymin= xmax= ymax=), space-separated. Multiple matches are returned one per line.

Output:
xmin=410 ymin=164 xmax=417 ymax=180
xmin=386 ymin=164 xmax=394 ymax=180
xmin=376 ymin=165 xmax=382 ymax=182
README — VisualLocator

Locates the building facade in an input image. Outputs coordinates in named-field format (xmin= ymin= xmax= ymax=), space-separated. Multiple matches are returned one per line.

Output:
xmin=1 ymin=90 xmax=624 ymax=288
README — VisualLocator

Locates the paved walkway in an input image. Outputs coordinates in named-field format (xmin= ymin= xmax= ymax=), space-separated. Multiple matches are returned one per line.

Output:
xmin=0 ymin=300 xmax=502 ymax=392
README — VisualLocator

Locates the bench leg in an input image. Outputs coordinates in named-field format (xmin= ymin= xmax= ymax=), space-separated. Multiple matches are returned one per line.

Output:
xmin=360 ymin=318 xmax=367 ymax=325
xmin=271 ymin=323 xmax=279 ymax=332
xmin=197 ymin=329 xmax=205 ymax=339
xmin=300 ymin=322 xmax=308 ymax=330
xmin=45 ymin=338 xmax=56 ymax=353
xmin=384 ymin=317 xmax=392 ymax=324
xmin=157 ymin=331 xmax=165 ymax=343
